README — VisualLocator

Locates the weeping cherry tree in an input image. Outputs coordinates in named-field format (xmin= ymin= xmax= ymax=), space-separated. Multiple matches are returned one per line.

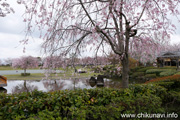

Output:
xmin=19 ymin=0 xmax=180 ymax=88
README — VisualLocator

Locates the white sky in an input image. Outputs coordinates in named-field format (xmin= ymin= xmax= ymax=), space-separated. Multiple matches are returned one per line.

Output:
xmin=0 ymin=0 xmax=43 ymax=60
xmin=0 ymin=0 xmax=180 ymax=61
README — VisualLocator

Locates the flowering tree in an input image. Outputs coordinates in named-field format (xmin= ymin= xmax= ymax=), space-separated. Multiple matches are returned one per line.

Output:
xmin=81 ymin=57 xmax=95 ymax=66
xmin=12 ymin=56 xmax=39 ymax=74
xmin=96 ymin=56 xmax=109 ymax=65
xmin=129 ymin=32 xmax=171 ymax=64
xmin=20 ymin=0 xmax=180 ymax=88
xmin=0 ymin=0 xmax=14 ymax=17
xmin=43 ymin=56 xmax=65 ymax=72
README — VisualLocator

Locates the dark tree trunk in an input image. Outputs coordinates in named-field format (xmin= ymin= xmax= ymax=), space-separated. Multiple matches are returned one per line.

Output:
xmin=121 ymin=54 xmax=129 ymax=88
xmin=24 ymin=69 xmax=26 ymax=74
xmin=72 ymin=64 xmax=77 ymax=73
xmin=176 ymin=58 xmax=179 ymax=71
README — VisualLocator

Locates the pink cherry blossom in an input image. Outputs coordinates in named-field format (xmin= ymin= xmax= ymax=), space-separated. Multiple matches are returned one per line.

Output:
xmin=0 ymin=0 xmax=14 ymax=17
xmin=21 ymin=0 xmax=180 ymax=88
xmin=12 ymin=56 xmax=39 ymax=74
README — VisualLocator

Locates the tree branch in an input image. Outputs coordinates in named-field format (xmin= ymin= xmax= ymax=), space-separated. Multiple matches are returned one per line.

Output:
xmin=130 ymin=0 xmax=149 ymax=29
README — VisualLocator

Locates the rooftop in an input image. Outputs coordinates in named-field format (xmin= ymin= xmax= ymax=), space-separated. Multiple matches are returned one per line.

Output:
xmin=157 ymin=51 xmax=180 ymax=58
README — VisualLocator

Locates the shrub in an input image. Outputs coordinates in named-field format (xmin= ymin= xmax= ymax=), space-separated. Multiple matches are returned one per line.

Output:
xmin=160 ymin=66 xmax=177 ymax=69
xmin=130 ymin=66 xmax=144 ymax=72
xmin=174 ymin=71 xmax=180 ymax=75
xmin=159 ymin=70 xmax=177 ymax=77
xmin=129 ymin=57 xmax=139 ymax=69
xmin=131 ymin=72 xmax=144 ymax=78
xmin=129 ymin=84 xmax=180 ymax=115
xmin=93 ymin=66 xmax=103 ymax=73
xmin=146 ymin=69 xmax=163 ymax=74
xmin=137 ymin=67 xmax=155 ymax=72
xmin=102 ymin=65 xmax=122 ymax=78
xmin=145 ymin=75 xmax=180 ymax=84
xmin=0 ymin=86 xmax=168 ymax=119
xmin=165 ymin=91 xmax=180 ymax=115
xmin=0 ymin=84 xmax=179 ymax=119
xmin=144 ymin=74 xmax=156 ymax=79
xmin=21 ymin=73 xmax=31 ymax=76
xmin=146 ymin=69 xmax=172 ymax=76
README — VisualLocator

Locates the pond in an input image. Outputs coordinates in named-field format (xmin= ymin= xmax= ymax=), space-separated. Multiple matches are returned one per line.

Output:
xmin=0 ymin=69 xmax=63 ymax=75
xmin=0 ymin=77 xmax=146 ymax=94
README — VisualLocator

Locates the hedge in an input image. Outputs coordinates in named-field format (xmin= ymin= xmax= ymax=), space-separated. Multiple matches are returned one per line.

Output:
xmin=21 ymin=73 xmax=31 ymax=76
xmin=0 ymin=85 xmax=176 ymax=120
xmin=136 ymin=67 xmax=155 ymax=72
xmin=144 ymin=74 xmax=156 ymax=79
xmin=146 ymin=69 xmax=174 ymax=76
xmin=159 ymin=70 xmax=177 ymax=77
xmin=131 ymin=72 xmax=144 ymax=78
xmin=145 ymin=75 xmax=180 ymax=84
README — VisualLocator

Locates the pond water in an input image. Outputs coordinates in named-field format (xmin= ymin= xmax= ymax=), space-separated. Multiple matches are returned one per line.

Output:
xmin=0 ymin=69 xmax=63 ymax=75
xmin=0 ymin=78 xmax=146 ymax=94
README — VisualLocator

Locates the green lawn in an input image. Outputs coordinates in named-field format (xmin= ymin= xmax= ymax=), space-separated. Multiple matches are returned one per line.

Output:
xmin=0 ymin=66 xmax=42 ymax=70
xmin=4 ymin=67 xmax=99 ymax=80
xmin=0 ymin=66 xmax=14 ymax=70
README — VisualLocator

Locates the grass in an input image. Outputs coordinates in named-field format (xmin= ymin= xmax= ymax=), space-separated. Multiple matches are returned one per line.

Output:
xmin=0 ymin=66 xmax=14 ymax=70
xmin=5 ymin=73 xmax=45 ymax=80
xmin=3 ymin=67 xmax=99 ymax=80
xmin=2 ymin=66 xmax=179 ymax=81
xmin=0 ymin=66 xmax=40 ymax=70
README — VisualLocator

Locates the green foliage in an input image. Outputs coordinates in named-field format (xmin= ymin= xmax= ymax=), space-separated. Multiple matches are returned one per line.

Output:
xmin=165 ymin=91 xmax=180 ymax=115
xmin=129 ymin=67 xmax=157 ymax=80
xmin=145 ymin=77 xmax=180 ymax=115
xmin=159 ymin=66 xmax=177 ymax=69
xmin=154 ymin=80 xmax=180 ymax=91
xmin=129 ymin=57 xmax=139 ymax=69
xmin=136 ymin=67 xmax=155 ymax=72
xmin=146 ymin=69 xmax=172 ymax=76
xmin=159 ymin=70 xmax=177 ymax=77
xmin=146 ymin=69 xmax=164 ymax=74
xmin=21 ymin=73 xmax=31 ymax=76
xmin=130 ymin=66 xmax=145 ymax=72
xmin=131 ymin=72 xmax=144 ymax=78
xmin=144 ymin=74 xmax=156 ymax=79
xmin=94 ymin=65 xmax=122 ymax=78
xmin=0 ymin=84 xmax=179 ymax=119
xmin=174 ymin=71 xmax=180 ymax=75
xmin=93 ymin=66 xmax=102 ymax=73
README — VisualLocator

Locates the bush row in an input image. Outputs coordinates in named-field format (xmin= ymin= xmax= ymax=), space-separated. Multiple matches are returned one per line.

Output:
xmin=0 ymin=84 xmax=179 ymax=120
xmin=146 ymin=69 xmax=177 ymax=77
xmin=21 ymin=73 xmax=31 ymax=76
xmin=145 ymin=76 xmax=180 ymax=115
xmin=131 ymin=67 xmax=178 ymax=80
xmin=145 ymin=75 xmax=180 ymax=84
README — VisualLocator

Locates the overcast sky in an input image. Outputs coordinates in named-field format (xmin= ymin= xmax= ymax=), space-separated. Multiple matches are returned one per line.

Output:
xmin=0 ymin=0 xmax=43 ymax=60
xmin=0 ymin=0 xmax=180 ymax=61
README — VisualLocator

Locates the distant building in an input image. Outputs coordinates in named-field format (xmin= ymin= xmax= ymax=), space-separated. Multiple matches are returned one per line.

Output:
xmin=157 ymin=51 xmax=180 ymax=69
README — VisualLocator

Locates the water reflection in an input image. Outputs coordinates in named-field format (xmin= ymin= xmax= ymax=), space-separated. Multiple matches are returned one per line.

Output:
xmin=43 ymin=80 xmax=65 ymax=92
xmin=12 ymin=81 xmax=38 ymax=93
xmin=3 ymin=78 xmax=125 ymax=94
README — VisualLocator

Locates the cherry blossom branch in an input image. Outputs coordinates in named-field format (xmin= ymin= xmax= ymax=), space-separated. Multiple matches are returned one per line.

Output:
xmin=130 ymin=0 xmax=149 ymax=29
